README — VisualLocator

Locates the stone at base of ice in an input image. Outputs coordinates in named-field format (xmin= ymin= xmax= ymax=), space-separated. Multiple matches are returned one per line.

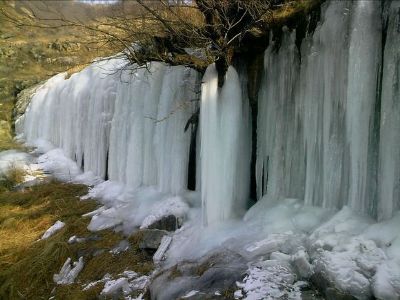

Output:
xmin=292 ymin=249 xmax=313 ymax=279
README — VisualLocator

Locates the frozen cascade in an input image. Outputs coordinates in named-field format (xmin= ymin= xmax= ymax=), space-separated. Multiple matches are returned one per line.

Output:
xmin=378 ymin=0 xmax=400 ymax=221
xmin=21 ymin=59 xmax=120 ymax=179
xmin=108 ymin=62 xmax=198 ymax=194
xmin=256 ymin=29 xmax=302 ymax=200
xmin=17 ymin=0 xmax=400 ymax=225
xmin=256 ymin=0 xmax=387 ymax=218
xmin=20 ymin=60 xmax=199 ymax=196
xmin=346 ymin=0 xmax=381 ymax=216
xmin=200 ymin=64 xmax=251 ymax=225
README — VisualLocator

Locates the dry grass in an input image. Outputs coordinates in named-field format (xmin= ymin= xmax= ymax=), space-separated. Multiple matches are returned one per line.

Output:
xmin=270 ymin=0 xmax=322 ymax=24
xmin=0 ymin=102 xmax=23 ymax=151
xmin=0 ymin=181 xmax=153 ymax=300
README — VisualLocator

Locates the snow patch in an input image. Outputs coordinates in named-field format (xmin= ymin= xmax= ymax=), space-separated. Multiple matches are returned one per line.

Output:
xmin=41 ymin=220 xmax=65 ymax=240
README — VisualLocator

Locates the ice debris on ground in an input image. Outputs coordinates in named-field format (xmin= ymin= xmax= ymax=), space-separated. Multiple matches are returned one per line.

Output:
xmin=181 ymin=290 xmax=199 ymax=298
xmin=53 ymin=257 xmax=84 ymax=285
xmin=41 ymin=220 xmax=65 ymax=240
xmin=67 ymin=235 xmax=86 ymax=244
xmin=236 ymin=260 xmax=302 ymax=300
xmin=82 ymin=271 xmax=149 ymax=299
xmin=100 ymin=271 xmax=150 ymax=299
xmin=153 ymin=235 xmax=172 ymax=264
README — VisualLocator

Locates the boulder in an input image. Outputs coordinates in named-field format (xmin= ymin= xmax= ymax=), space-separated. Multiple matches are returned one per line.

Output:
xmin=147 ymin=214 xmax=183 ymax=232
xmin=139 ymin=229 xmax=169 ymax=251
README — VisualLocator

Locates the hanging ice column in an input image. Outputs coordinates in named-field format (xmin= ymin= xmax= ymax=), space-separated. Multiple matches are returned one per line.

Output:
xmin=256 ymin=0 xmax=384 ymax=218
xmin=21 ymin=59 xmax=120 ymax=178
xmin=378 ymin=1 xmax=400 ymax=221
xmin=200 ymin=64 xmax=251 ymax=226
xmin=20 ymin=59 xmax=200 ymax=196
xmin=108 ymin=62 xmax=199 ymax=195
xmin=346 ymin=0 xmax=382 ymax=216
xmin=256 ymin=0 xmax=353 ymax=207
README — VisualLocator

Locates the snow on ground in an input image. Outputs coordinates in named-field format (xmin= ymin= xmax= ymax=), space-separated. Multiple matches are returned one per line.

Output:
xmin=41 ymin=220 xmax=65 ymax=240
xmin=9 ymin=141 xmax=400 ymax=299
xmin=236 ymin=260 xmax=304 ymax=300
xmin=0 ymin=150 xmax=32 ymax=174
xmin=0 ymin=149 xmax=46 ymax=184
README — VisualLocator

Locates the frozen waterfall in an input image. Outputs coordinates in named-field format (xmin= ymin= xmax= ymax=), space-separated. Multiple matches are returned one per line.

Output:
xmin=20 ymin=59 xmax=199 ymax=196
xmin=256 ymin=0 xmax=400 ymax=220
xmin=200 ymin=64 xmax=251 ymax=225
xmin=18 ymin=0 xmax=400 ymax=225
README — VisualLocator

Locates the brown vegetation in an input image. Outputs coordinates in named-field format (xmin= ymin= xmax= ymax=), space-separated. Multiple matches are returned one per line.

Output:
xmin=0 ymin=181 xmax=153 ymax=299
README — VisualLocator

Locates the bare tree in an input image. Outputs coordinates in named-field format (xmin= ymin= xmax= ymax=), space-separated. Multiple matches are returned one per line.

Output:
xmin=0 ymin=0 xmax=321 ymax=85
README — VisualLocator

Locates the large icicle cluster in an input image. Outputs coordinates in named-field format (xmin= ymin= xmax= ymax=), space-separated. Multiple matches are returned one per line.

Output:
xmin=200 ymin=64 xmax=251 ymax=225
xmin=18 ymin=0 xmax=400 ymax=225
xmin=257 ymin=0 xmax=400 ymax=220
xmin=19 ymin=60 xmax=199 ymax=196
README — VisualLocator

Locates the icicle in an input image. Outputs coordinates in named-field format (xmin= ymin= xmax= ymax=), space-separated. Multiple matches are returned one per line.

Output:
xmin=21 ymin=60 xmax=199 ymax=196
xmin=200 ymin=64 xmax=251 ymax=226
xmin=346 ymin=0 xmax=381 ymax=216
xmin=378 ymin=1 xmax=400 ymax=221
xmin=22 ymin=59 xmax=119 ymax=178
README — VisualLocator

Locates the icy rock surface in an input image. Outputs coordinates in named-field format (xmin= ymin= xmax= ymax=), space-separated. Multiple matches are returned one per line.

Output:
xmin=236 ymin=260 xmax=303 ymax=300
xmin=140 ymin=196 xmax=188 ymax=230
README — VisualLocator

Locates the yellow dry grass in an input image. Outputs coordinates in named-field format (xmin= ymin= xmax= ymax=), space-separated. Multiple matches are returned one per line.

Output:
xmin=0 ymin=181 xmax=153 ymax=300
xmin=271 ymin=0 xmax=322 ymax=23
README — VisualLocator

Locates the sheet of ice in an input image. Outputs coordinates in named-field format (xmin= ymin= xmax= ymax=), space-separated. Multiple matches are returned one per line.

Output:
xmin=41 ymin=220 xmax=65 ymax=240
xmin=53 ymin=257 xmax=84 ymax=285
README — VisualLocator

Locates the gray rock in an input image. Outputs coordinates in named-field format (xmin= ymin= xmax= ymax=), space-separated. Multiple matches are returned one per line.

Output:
xmin=147 ymin=215 xmax=183 ymax=232
xmin=14 ymin=81 xmax=45 ymax=119
xmin=139 ymin=229 xmax=169 ymax=251
xmin=149 ymin=250 xmax=247 ymax=300
xmin=311 ymin=273 xmax=358 ymax=300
